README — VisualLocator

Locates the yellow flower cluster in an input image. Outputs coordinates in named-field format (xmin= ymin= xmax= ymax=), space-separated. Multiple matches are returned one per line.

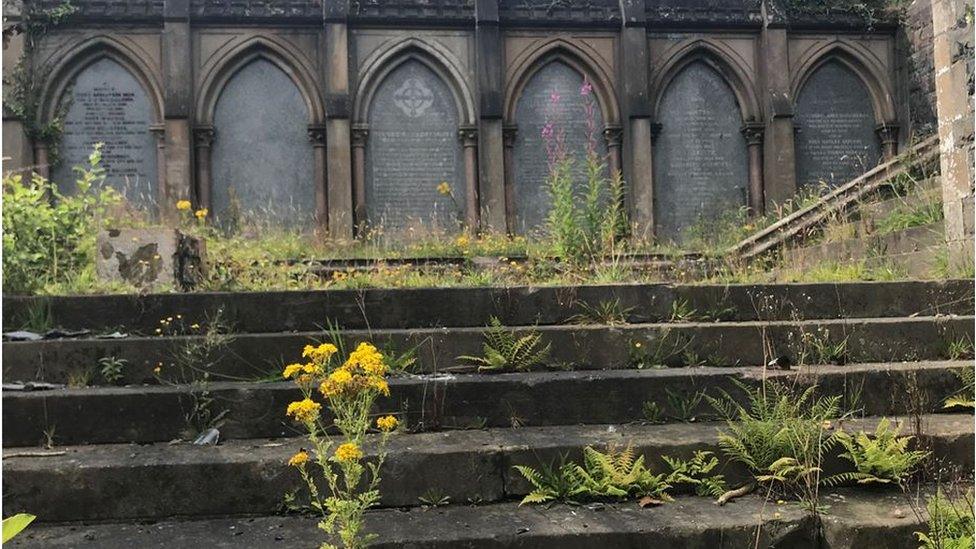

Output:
xmin=288 ymin=450 xmax=309 ymax=467
xmin=436 ymin=181 xmax=451 ymax=196
xmin=376 ymin=415 xmax=399 ymax=432
xmin=319 ymin=342 xmax=390 ymax=399
xmin=286 ymin=398 xmax=322 ymax=423
xmin=282 ymin=362 xmax=323 ymax=379
xmin=303 ymin=343 xmax=339 ymax=363
xmin=194 ymin=208 xmax=208 ymax=220
xmin=176 ymin=199 xmax=191 ymax=211
xmin=334 ymin=442 xmax=362 ymax=462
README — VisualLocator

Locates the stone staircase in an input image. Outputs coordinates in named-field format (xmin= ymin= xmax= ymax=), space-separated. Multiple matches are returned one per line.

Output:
xmin=2 ymin=281 xmax=974 ymax=548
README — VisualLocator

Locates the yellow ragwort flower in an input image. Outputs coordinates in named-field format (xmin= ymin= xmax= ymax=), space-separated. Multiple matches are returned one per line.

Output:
xmin=288 ymin=450 xmax=309 ymax=467
xmin=368 ymin=376 xmax=390 ymax=396
xmin=194 ymin=208 xmax=208 ymax=219
xmin=344 ymin=342 xmax=387 ymax=376
xmin=334 ymin=442 xmax=363 ymax=462
xmin=176 ymin=199 xmax=192 ymax=211
xmin=436 ymin=181 xmax=451 ymax=196
xmin=303 ymin=343 xmax=339 ymax=363
xmin=282 ymin=363 xmax=305 ymax=379
xmin=286 ymin=398 xmax=321 ymax=423
xmin=376 ymin=415 xmax=399 ymax=432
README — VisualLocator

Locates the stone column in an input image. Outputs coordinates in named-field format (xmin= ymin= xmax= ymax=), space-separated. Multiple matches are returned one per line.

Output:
xmin=875 ymin=124 xmax=900 ymax=160
xmin=619 ymin=0 xmax=653 ymax=238
xmin=308 ymin=125 xmax=329 ymax=228
xmin=502 ymin=125 xmax=518 ymax=234
xmin=324 ymin=0 xmax=354 ymax=238
xmin=350 ymin=125 xmax=369 ymax=234
xmin=475 ymin=0 xmax=506 ymax=231
xmin=2 ymin=23 xmax=33 ymax=175
xmin=931 ymin=0 xmax=975 ymax=267
xmin=33 ymin=142 xmax=50 ymax=180
xmin=150 ymin=124 xmax=167 ymax=208
xmin=193 ymin=127 xmax=214 ymax=212
xmin=460 ymin=126 xmax=480 ymax=231
xmin=603 ymin=126 xmax=623 ymax=177
xmin=759 ymin=25 xmax=796 ymax=208
xmin=161 ymin=0 xmax=193 ymax=222
xmin=741 ymin=123 xmax=765 ymax=216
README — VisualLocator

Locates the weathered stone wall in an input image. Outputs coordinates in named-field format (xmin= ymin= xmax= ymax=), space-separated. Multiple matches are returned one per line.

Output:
xmin=1 ymin=0 xmax=916 ymax=242
xmin=899 ymin=0 xmax=938 ymax=137
xmin=931 ymin=0 xmax=975 ymax=266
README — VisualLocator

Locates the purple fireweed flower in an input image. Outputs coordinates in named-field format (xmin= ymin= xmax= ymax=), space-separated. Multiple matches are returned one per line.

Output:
xmin=549 ymin=91 xmax=561 ymax=105
xmin=580 ymin=79 xmax=593 ymax=96
xmin=541 ymin=123 xmax=554 ymax=140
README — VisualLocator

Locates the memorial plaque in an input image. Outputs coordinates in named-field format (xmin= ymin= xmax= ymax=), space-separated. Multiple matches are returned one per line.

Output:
xmin=795 ymin=61 xmax=880 ymax=189
xmin=512 ymin=61 xmax=606 ymax=235
xmin=211 ymin=58 xmax=315 ymax=227
xmin=366 ymin=60 xmax=464 ymax=232
xmin=54 ymin=58 xmax=158 ymax=211
xmin=652 ymin=61 xmax=748 ymax=243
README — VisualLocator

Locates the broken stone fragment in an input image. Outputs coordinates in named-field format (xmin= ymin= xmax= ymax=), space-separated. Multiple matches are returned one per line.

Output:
xmin=96 ymin=228 xmax=207 ymax=292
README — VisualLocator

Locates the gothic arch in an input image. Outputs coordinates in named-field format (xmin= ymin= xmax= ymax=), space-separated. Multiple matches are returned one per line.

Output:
xmin=353 ymin=37 xmax=476 ymax=126
xmin=39 ymin=35 xmax=164 ymax=124
xmin=790 ymin=40 xmax=896 ymax=124
xmin=650 ymin=39 xmax=760 ymax=123
xmin=503 ymin=38 xmax=620 ymax=125
xmin=196 ymin=35 xmax=325 ymax=125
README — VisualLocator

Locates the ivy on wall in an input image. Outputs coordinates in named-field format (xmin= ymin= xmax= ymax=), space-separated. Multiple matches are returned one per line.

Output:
xmin=776 ymin=0 xmax=907 ymax=24
xmin=2 ymin=0 xmax=77 ymax=166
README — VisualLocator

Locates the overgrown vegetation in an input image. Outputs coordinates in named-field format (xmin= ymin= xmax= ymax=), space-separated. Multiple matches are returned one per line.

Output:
xmin=833 ymin=418 xmax=929 ymax=487
xmin=915 ymin=490 xmax=975 ymax=549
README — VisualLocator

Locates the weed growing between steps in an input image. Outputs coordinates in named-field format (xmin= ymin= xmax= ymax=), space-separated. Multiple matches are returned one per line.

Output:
xmin=283 ymin=341 xmax=398 ymax=549
xmin=915 ymin=488 xmax=975 ymax=548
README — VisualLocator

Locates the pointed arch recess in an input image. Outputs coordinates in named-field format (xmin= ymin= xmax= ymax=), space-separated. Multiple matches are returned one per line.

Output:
xmin=39 ymin=35 xmax=164 ymax=124
xmin=504 ymin=38 xmax=620 ymax=126
xmin=650 ymin=39 xmax=760 ymax=123
xmin=196 ymin=35 xmax=324 ymax=125
xmin=354 ymin=37 xmax=476 ymax=126
xmin=790 ymin=40 xmax=896 ymax=124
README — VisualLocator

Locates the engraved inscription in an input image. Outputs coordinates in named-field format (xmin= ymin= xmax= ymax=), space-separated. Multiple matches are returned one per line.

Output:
xmin=54 ymin=58 xmax=157 ymax=211
xmin=366 ymin=60 xmax=464 ymax=231
xmin=653 ymin=61 xmax=748 ymax=243
xmin=795 ymin=61 xmax=880 ymax=189
xmin=512 ymin=61 xmax=606 ymax=235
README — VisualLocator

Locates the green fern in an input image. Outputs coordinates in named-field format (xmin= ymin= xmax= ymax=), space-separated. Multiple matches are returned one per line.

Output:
xmin=458 ymin=317 xmax=551 ymax=372
xmin=514 ymin=455 xmax=587 ymax=505
xmin=829 ymin=418 xmax=929 ymax=487
xmin=916 ymin=490 xmax=975 ymax=549
xmin=662 ymin=450 xmax=727 ymax=497
xmin=944 ymin=368 xmax=975 ymax=410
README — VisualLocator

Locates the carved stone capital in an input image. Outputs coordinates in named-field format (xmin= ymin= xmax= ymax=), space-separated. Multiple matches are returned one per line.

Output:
xmin=875 ymin=123 xmax=900 ymax=146
xmin=459 ymin=126 xmax=478 ymax=147
xmin=740 ymin=123 xmax=765 ymax=146
xmin=193 ymin=127 xmax=215 ymax=148
xmin=502 ymin=125 xmax=518 ymax=148
xmin=351 ymin=124 xmax=369 ymax=148
xmin=602 ymin=125 xmax=623 ymax=147
xmin=307 ymin=125 xmax=327 ymax=147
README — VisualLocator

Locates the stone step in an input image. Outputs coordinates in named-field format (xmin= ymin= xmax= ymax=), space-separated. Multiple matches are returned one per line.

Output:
xmin=4 ymin=280 xmax=971 ymax=334
xmin=4 ymin=315 xmax=972 ymax=385
xmin=3 ymin=361 xmax=969 ymax=447
xmin=7 ymin=488 xmax=938 ymax=549
xmin=784 ymin=222 xmax=945 ymax=270
xmin=3 ymin=414 xmax=971 ymax=523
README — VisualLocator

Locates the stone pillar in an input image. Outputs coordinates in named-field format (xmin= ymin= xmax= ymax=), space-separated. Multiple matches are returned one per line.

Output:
xmin=350 ymin=125 xmax=369 ymax=234
xmin=460 ymin=126 xmax=481 ymax=231
xmin=502 ymin=125 xmax=518 ymax=234
xmin=2 ymin=25 xmax=33 ymax=175
xmin=875 ymin=124 xmax=900 ymax=160
xmin=324 ymin=0 xmax=354 ymax=238
xmin=162 ymin=0 xmax=193 ymax=221
xmin=150 ymin=124 xmax=167 ymax=207
xmin=759 ymin=25 xmax=796 ymax=208
xmin=741 ymin=123 xmax=765 ymax=216
xmin=308 ymin=125 xmax=329 ymax=228
xmin=931 ymin=0 xmax=975 ymax=267
xmin=603 ymin=126 xmax=623 ymax=176
xmin=475 ymin=0 xmax=506 ymax=231
xmin=33 ymin=142 xmax=50 ymax=180
xmin=619 ymin=0 xmax=653 ymax=238
xmin=193 ymin=127 xmax=214 ymax=212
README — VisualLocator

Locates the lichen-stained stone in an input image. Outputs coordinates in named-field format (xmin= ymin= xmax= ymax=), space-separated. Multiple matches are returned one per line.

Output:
xmin=95 ymin=228 xmax=205 ymax=291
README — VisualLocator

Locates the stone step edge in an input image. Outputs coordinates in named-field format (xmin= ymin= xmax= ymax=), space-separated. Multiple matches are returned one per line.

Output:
xmin=3 ymin=414 xmax=971 ymax=522
xmin=6 ymin=488 xmax=944 ymax=549
xmin=2 ymin=360 xmax=968 ymax=448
